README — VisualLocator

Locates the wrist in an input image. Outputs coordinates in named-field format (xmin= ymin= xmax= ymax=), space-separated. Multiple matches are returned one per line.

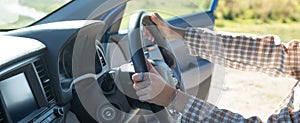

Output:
xmin=161 ymin=85 xmax=176 ymax=107
xmin=163 ymin=86 xmax=194 ymax=113
xmin=165 ymin=88 xmax=191 ymax=113
xmin=167 ymin=88 xmax=179 ymax=109
xmin=173 ymin=91 xmax=191 ymax=113
xmin=171 ymin=26 xmax=186 ymax=40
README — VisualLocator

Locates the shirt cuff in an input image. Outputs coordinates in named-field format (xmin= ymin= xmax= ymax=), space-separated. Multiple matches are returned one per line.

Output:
xmin=181 ymin=96 xmax=197 ymax=122
xmin=182 ymin=96 xmax=196 ymax=115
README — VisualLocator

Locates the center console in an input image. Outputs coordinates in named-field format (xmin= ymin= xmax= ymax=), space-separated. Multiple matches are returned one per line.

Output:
xmin=0 ymin=56 xmax=63 ymax=123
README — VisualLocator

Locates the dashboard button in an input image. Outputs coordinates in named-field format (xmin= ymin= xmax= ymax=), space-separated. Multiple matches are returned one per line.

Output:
xmin=53 ymin=107 xmax=64 ymax=117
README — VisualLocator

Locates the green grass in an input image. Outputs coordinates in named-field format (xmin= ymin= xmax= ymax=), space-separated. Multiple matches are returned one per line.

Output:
xmin=210 ymin=0 xmax=300 ymax=43
xmin=215 ymin=19 xmax=300 ymax=43
xmin=215 ymin=0 xmax=300 ymax=24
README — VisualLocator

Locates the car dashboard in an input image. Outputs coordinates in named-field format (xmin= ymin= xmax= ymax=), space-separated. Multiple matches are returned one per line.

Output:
xmin=58 ymin=38 xmax=108 ymax=91
xmin=0 ymin=20 xmax=113 ymax=123
xmin=0 ymin=36 xmax=63 ymax=123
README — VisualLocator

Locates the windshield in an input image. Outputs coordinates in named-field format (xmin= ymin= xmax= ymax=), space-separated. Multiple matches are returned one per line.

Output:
xmin=0 ymin=0 xmax=71 ymax=30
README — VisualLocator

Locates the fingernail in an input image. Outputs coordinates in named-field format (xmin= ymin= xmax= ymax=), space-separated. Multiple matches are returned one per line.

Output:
xmin=133 ymin=73 xmax=143 ymax=81
xmin=140 ymin=72 xmax=144 ymax=81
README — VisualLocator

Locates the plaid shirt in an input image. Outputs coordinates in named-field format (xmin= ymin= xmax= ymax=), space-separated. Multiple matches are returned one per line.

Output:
xmin=181 ymin=27 xmax=300 ymax=122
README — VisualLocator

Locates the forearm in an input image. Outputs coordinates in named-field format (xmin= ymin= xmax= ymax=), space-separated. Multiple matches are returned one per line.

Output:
xmin=182 ymin=27 xmax=300 ymax=79
xmin=171 ymin=90 xmax=262 ymax=122
xmin=170 ymin=26 xmax=186 ymax=41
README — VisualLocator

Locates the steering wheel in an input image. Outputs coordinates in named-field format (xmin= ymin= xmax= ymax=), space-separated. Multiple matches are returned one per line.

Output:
xmin=71 ymin=12 xmax=186 ymax=122
xmin=128 ymin=11 xmax=186 ymax=122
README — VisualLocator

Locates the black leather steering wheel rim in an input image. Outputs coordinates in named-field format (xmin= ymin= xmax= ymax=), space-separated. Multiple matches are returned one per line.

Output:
xmin=128 ymin=12 xmax=185 ymax=91
xmin=128 ymin=11 xmax=185 ymax=122
xmin=128 ymin=12 xmax=149 ymax=73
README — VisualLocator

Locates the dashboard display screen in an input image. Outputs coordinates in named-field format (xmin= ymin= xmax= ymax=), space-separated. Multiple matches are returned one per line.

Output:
xmin=0 ymin=73 xmax=38 ymax=122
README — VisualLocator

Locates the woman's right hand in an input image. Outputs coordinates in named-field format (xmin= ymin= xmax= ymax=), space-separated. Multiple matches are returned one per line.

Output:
xmin=131 ymin=61 xmax=176 ymax=107
xmin=145 ymin=13 xmax=186 ymax=41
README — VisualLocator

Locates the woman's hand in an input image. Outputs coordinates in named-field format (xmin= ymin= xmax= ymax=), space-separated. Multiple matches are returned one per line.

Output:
xmin=131 ymin=61 xmax=176 ymax=107
xmin=144 ymin=13 xmax=186 ymax=41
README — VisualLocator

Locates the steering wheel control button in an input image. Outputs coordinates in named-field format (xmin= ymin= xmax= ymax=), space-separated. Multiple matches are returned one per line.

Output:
xmin=102 ymin=107 xmax=115 ymax=121
xmin=97 ymin=104 xmax=124 ymax=122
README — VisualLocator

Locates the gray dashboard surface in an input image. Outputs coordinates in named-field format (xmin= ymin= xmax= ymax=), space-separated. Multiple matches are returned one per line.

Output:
xmin=0 ymin=36 xmax=45 ymax=67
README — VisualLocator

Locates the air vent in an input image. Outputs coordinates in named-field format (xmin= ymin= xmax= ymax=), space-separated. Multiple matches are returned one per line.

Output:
xmin=99 ymin=53 xmax=106 ymax=66
xmin=95 ymin=53 xmax=102 ymax=74
xmin=33 ymin=59 xmax=55 ymax=103
xmin=97 ymin=49 xmax=106 ymax=67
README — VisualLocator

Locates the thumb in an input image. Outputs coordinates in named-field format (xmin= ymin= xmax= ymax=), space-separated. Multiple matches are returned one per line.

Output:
xmin=150 ymin=13 xmax=166 ymax=27
xmin=146 ymin=60 xmax=160 ymax=75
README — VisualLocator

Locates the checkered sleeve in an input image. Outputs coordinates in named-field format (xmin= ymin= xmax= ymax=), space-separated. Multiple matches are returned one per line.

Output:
xmin=184 ymin=27 xmax=300 ymax=80
xmin=181 ymin=96 xmax=300 ymax=122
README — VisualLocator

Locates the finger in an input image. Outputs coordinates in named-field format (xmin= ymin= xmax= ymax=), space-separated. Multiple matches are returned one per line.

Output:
xmin=146 ymin=30 xmax=154 ymax=41
xmin=132 ymin=72 xmax=152 ymax=83
xmin=132 ymin=73 xmax=144 ymax=82
xmin=143 ymin=27 xmax=147 ymax=35
xmin=154 ymin=13 xmax=164 ymax=21
xmin=133 ymin=81 xmax=151 ymax=90
xmin=146 ymin=60 xmax=154 ymax=70
xmin=136 ymin=87 xmax=151 ymax=97
xmin=143 ymin=28 xmax=155 ymax=41
xmin=139 ymin=95 xmax=151 ymax=101
xmin=144 ymin=28 xmax=150 ymax=36
xmin=150 ymin=36 xmax=154 ymax=42
xmin=146 ymin=60 xmax=160 ymax=75
xmin=150 ymin=13 xmax=165 ymax=26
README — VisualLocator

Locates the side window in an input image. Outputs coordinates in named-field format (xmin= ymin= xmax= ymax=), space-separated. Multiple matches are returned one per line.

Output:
xmin=119 ymin=0 xmax=213 ymax=31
